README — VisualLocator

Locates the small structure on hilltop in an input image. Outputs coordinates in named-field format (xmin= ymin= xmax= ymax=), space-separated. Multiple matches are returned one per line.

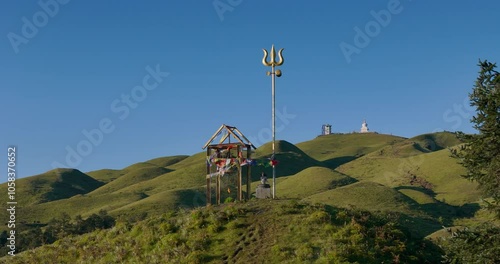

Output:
xmin=360 ymin=119 xmax=369 ymax=133
xmin=202 ymin=124 xmax=256 ymax=206
xmin=321 ymin=124 xmax=332 ymax=135
xmin=256 ymin=172 xmax=271 ymax=199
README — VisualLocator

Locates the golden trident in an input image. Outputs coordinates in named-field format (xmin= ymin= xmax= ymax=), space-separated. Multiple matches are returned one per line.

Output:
xmin=261 ymin=44 xmax=284 ymax=199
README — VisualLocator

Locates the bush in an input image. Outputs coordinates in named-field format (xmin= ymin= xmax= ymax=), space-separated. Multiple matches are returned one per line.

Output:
xmin=440 ymin=224 xmax=500 ymax=263
xmin=307 ymin=210 xmax=331 ymax=224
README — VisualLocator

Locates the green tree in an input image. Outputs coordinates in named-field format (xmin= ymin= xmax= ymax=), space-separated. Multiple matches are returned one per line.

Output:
xmin=455 ymin=60 xmax=500 ymax=217
xmin=444 ymin=60 xmax=500 ymax=263
xmin=441 ymin=224 xmax=500 ymax=264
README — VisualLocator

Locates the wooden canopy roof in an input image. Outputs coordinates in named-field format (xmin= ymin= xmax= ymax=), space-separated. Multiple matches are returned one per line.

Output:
xmin=202 ymin=124 xmax=256 ymax=150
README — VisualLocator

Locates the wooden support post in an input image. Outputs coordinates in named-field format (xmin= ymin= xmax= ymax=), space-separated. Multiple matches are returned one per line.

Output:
xmin=237 ymin=145 xmax=242 ymax=201
xmin=216 ymin=175 xmax=220 ymax=205
xmin=206 ymin=148 xmax=211 ymax=206
xmin=246 ymin=145 xmax=251 ymax=200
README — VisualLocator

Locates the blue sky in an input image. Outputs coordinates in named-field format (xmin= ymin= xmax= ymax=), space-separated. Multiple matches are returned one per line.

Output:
xmin=1 ymin=0 xmax=499 ymax=178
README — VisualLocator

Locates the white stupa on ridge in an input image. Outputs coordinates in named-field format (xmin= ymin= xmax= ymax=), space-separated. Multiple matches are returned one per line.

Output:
xmin=360 ymin=119 xmax=369 ymax=133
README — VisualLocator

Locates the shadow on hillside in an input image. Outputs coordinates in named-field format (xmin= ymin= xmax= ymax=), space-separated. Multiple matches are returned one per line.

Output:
xmin=321 ymin=156 xmax=357 ymax=169
xmin=320 ymin=204 xmax=442 ymax=240
xmin=412 ymin=143 xmax=433 ymax=153
xmin=395 ymin=185 xmax=436 ymax=197
xmin=395 ymin=186 xmax=481 ymax=231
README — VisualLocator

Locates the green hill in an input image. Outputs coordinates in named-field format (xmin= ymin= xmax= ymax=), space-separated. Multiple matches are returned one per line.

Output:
xmin=253 ymin=140 xmax=321 ymax=178
xmin=305 ymin=181 xmax=416 ymax=214
xmin=0 ymin=168 xmax=102 ymax=206
xmin=1 ymin=131 xmax=490 ymax=260
xmin=86 ymin=169 xmax=125 ymax=184
xmin=89 ymin=166 xmax=171 ymax=195
xmin=0 ymin=168 xmax=105 ymax=228
xmin=337 ymin=148 xmax=482 ymax=205
xmin=409 ymin=131 xmax=462 ymax=152
xmin=296 ymin=133 xmax=406 ymax=168
xmin=275 ymin=166 xmax=356 ymax=198
xmin=5 ymin=200 xmax=442 ymax=264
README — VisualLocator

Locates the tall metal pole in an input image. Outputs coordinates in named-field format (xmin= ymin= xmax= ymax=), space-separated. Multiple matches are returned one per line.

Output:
xmin=271 ymin=64 xmax=276 ymax=199
xmin=262 ymin=45 xmax=284 ymax=199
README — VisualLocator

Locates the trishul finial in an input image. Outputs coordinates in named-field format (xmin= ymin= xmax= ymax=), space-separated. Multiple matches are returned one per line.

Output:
xmin=262 ymin=44 xmax=284 ymax=67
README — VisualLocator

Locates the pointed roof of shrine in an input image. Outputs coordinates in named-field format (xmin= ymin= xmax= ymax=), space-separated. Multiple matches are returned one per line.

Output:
xmin=202 ymin=124 xmax=256 ymax=150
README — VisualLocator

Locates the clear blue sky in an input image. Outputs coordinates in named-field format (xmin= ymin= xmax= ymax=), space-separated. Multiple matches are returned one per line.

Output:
xmin=1 ymin=0 xmax=499 ymax=178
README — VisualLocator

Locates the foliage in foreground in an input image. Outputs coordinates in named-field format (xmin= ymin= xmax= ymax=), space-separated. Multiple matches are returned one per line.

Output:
xmin=443 ymin=59 xmax=500 ymax=264
xmin=439 ymin=223 xmax=500 ymax=264
xmin=454 ymin=60 xmax=500 ymax=217
xmin=0 ymin=210 xmax=115 ymax=257
xmin=3 ymin=200 xmax=442 ymax=263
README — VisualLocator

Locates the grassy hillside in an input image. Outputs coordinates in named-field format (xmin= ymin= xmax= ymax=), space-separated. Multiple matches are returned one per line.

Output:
xmin=253 ymin=140 xmax=321 ymax=178
xmin=296 ymin=133 xmax=406 ymax=168
xmin=6 ymin=200 xmax=442 ymax=263
xmin=274 ymin=167 xmax=356 ymax=198
xmin=86 ymin=155 xmax=188 ymax=184
xmin=88 ymin=166 xmax=171 ymax=195
xmin=86 ymin=169 xmax=125 ymax=184
xmin=305 ymin=181 xmax=416 ymax=214
xmin=409 ymin=131 xmax=462 ymax=151
xmin=337 ymin=148 xmax=482 ymax=205
xmin=0 ymin=168 xmax=102 ymax=206
xmin=2 ymin=131 xmax=488 ymax=258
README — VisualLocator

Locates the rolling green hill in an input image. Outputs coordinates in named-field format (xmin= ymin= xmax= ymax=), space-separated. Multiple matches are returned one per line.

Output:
xmin=0 ymin=168 xmax=102 ymax=206
xmin=305 ymin=181 xmax=416 ymax=214
xmin=88 ymin=166 xmax=171 ymax=195
xmin=274 ymin=166 xmax=356 ymax=198
xmin=4 ymin=200 xmax=443 ymax=263
xmin=409 ymin=131 xmax=462 ymax=152
xmin=296 ymin=133 xmax=406 ymax=168
xmin=336 ymin=147 xmax=482 ymax=205
xmin=1 ymin=131 xmax=492 ymax=260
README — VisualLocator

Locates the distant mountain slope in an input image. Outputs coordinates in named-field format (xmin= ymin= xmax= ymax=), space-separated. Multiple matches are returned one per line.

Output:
xmin=275 ymin=166 xmax=356 ymax=198
xmin=253 ymin=140 xmax=321 ymax=178
xmin=296 ymin=133 xmax=406 ymax=168
xmin=409 ymin=131 xmax=462 ymax=151
xmin=86 ymin=155 xmax=188 ymax=184
xmin=86 ymin=169 xmax=125 ymax=184
xmin=145 ymin=155 xmax=189 ymax=167
xmin=305 ymin=181 xmax=417 ymax=213
xmin=109 ymin=187 xmax=205 ymax=219
xmin=337 ymin=147 xmax=481 ymax=205
xmin=0 ymin=168 xmax=102 ymax=206
xmin=2 ymin=132 xmax=482 ymax=235
xmin=110 ymin=140 xmax=320 ymax=198
xmin=0 ymin=169 xmax=105 ymax=227
xmin=89 ymin=166 xmax=171 ymax=195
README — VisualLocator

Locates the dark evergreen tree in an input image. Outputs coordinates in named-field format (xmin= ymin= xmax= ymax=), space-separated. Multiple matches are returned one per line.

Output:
xmin=455 ymin=60 xmax=500 ymax=217
xmin=445 ymin=60 xmax=500 ymax=263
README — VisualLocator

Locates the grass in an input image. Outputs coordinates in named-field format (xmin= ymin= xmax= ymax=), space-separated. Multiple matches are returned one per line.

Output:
xmin=0 ymin=169 xmax=108 ymax=230
xmin=409 ymin=131 xmax=462 ymax=151
xmin=0 ymin=168 xmax=102 ymax=206
xmin=4 ymin=199 xmax=443 ymax=263
xmin=0 ymin=131 xmax=489 ymax=250
xmin=398 ymin=188 xmax=436 ymax=204
xmin=295 ymin=133 xmax=406 ymax=168
xmin=86 ymin=169 xmax=125 ymax=184
xmin=304 ymin=181 xmax=417 ymax=214
xmin=336 ymin=147 xmax=482 ymax=205
xmin=272 ymin=166 xmax=356 ymax=198
xmin=88 ymin=166 xmax=171 ymax=195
